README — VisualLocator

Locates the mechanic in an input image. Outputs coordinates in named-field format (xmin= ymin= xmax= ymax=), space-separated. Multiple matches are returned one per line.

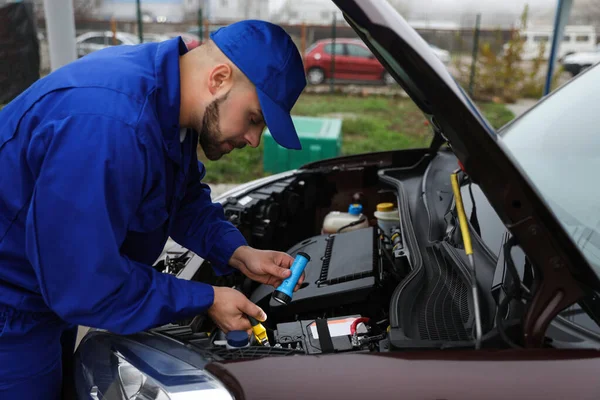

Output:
xmin=0 ymin=20 xmax=306 ymax=399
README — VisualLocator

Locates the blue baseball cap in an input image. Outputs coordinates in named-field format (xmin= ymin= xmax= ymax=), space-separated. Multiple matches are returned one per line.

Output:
xmin=210 ymin=20 xmax=306 ymax=150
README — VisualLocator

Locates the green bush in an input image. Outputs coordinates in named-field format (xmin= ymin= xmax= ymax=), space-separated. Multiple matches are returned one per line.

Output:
xmin=456 ymin=5 xmax=559 ymax=102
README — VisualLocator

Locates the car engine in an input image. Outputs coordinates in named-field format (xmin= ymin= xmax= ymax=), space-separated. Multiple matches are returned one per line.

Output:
xmin=248 ymin=225 xmax=400 ymax=354
xmin=153 ymin=149 xmax=513 ymax=358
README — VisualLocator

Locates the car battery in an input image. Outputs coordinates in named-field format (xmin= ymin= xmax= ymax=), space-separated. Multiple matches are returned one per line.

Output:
xmin=274 ymin=315 xmax=367 ymax=354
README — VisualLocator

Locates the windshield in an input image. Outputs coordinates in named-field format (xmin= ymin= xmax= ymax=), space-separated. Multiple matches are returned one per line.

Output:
xmin=501 ymin=66 xmax=600 ymax=275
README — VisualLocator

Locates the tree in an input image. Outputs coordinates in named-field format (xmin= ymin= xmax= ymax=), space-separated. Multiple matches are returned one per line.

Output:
xmin=454 ymin=4 xmax=559 ymax=103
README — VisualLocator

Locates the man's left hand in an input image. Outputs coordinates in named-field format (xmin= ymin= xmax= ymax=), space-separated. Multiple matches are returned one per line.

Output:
xmin=229 ymin=246 xmax=305 ymax=290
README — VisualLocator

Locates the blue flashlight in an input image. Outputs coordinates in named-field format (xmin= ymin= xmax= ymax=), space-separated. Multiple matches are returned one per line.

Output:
xmin=272 ymin=252 xmax=311 ymax=305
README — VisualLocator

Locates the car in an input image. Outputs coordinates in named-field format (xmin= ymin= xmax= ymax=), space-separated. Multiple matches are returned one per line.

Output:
xmin=75 ymin=31 xmax=139 ymax=58
xmin=73 ymin=0 xmax=600 ymax=398
xmin=429 ymin=43 xmax=451 ymax=64
xmin=304 ymin=38 xmax=450 ymax=85
xmin=303 ymin=38 xmax=395 ymax=85
xmin=561 ymin=45 xmax=600 ymax=76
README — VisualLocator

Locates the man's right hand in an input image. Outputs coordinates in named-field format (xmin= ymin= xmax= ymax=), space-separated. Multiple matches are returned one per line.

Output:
xmin=208 ymin=286 xmax=267 ymax=333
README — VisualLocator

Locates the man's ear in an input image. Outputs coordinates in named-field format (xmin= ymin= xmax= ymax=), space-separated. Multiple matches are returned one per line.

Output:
xmin=208 ymin=63 xmax=234 ymax=96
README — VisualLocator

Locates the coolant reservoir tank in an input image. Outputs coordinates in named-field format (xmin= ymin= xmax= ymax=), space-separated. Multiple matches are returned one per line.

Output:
xmin=322 ymin=203 xmax=369 ymax=234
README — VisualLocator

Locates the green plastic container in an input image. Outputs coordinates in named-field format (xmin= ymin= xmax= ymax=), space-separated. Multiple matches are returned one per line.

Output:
xmin=263 ymin=116 xmax=342 ymax=173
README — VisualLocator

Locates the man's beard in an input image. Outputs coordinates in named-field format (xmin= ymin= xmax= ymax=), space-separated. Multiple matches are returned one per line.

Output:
xmin=197 ymin=92 xmax=245 ymax=161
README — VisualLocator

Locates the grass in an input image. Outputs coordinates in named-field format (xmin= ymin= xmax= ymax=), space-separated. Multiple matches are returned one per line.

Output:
xmin=2 ymin=95 xmax=514 ymax=184
xmin=477 ymin=102 xmax=516 ymax=130
xmin=198 ymin=94 xmax=516 ymax=183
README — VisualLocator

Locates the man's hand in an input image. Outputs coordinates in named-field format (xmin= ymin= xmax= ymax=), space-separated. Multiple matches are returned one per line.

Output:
xmin=208 ymin=286 xmax=267 ymax=333
xmin=228 ymin=246 xmax=305 ymax=290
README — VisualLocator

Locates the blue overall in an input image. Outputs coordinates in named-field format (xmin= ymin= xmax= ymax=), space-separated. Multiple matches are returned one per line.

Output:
xmin=0 ymin=37 xmax=247 ymax=398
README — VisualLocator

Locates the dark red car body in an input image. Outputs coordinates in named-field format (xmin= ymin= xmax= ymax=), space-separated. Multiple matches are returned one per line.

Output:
xmin=303 ymin=38 xmax=391 ymax=84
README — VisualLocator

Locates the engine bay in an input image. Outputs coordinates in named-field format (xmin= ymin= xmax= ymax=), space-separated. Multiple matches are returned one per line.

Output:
xmin=152 ymin=148 xmax=600 ymax=358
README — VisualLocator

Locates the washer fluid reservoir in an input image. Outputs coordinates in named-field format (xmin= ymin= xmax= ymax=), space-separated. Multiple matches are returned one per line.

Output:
xmin=322 ymin=203 xmax=369 ymax=234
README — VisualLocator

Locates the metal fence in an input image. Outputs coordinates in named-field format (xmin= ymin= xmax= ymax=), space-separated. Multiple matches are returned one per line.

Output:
xmin=34 ymin=16 xmax=515 ymax=83
xmin=37 ymin=16 xmax=513 ymax=54
xmin=8 ymin=10 xmax=579 ymax=103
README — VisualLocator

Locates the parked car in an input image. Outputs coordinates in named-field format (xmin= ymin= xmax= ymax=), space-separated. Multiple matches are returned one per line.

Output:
xmin=73 ymin=0 xmax=600 ymax=398
xmin=304 ymin=38 xmax=395 ymax=85
xmin=561 ymin=45 xmax=600 ymax=76
xmin=304 ymin=38 xmax=450 ymax=85
xmin=429 ymin=43 xmax=451 ymax=64
xmin=75 ymin=31 xmax=139 ymax=58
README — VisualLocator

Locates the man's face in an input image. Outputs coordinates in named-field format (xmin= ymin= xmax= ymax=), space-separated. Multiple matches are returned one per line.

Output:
xmin=196 ymin=86 xmax=266 ymax=161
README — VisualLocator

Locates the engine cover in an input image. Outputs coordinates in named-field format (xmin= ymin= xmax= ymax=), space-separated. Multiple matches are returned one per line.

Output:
xmin=250 ymin=227 xmax=377 ymax=315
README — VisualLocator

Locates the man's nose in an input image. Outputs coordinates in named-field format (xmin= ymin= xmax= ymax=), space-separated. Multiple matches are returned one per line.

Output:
xmin=244 ymin=129 xmax=262 ymax=148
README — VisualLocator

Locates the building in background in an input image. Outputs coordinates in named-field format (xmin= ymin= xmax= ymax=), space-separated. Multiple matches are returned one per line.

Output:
xmin=203 ymin=0 xmax=269 ymax=23
xmin=272 ymin=0 xmax=342 ymax=25
xmin=94 ymin=0 xmax=267 ymax=23
xmin=96 ymin=0 xmax=186 ymax=22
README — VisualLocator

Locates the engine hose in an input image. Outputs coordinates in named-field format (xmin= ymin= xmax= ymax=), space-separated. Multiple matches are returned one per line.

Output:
xmin=338 ymin=217 xmax=367 ymax=233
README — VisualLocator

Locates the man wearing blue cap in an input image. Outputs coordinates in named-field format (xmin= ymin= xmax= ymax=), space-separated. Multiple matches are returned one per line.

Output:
xmin=0 ymin=20 xmax=306 ymax=398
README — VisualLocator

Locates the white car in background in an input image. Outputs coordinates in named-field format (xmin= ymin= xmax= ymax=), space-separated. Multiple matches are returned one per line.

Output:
xmin=429 ymin=43 xmax=451 ymax=64
xmin=561 ymin=45 xmax=600 ymax=76
xmin=75 ymin=31 xmax=139 ymax=58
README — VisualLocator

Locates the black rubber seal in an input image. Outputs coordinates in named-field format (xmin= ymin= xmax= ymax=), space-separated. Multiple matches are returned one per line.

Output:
xmin=272 ymin=290 xmax=291 ymax=305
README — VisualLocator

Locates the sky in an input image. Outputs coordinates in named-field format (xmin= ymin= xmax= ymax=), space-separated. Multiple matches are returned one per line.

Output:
xmin=269 ymin=0 xmax=560 ymax=23
xmin=270 ymin=0 xmax=556 ymax=12
xmin=405 ymin=0 xmax=554 ymax=13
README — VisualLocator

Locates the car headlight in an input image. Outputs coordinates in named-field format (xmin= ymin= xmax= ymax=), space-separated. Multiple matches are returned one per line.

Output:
xmin=114 ymin=357 xmax=170 ymax=400
xmin=74 ymin=331 xmax=233 ymax=400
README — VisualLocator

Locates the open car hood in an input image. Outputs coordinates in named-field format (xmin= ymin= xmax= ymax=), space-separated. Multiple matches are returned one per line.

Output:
xmin=332 ymin=0 xmax=600 ymax=345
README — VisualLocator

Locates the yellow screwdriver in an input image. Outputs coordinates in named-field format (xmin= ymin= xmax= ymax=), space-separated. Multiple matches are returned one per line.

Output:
xmin=247 ymin=315 xmax=269 ymax=346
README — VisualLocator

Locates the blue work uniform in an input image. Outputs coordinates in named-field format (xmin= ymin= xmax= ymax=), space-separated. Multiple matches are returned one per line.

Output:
xmin=0 ymin=37 xmax=247 ymax=398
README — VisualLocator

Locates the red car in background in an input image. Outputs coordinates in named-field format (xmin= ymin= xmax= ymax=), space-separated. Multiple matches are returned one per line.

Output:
xmin=304 ymin=38 xmax=395 ymax=85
